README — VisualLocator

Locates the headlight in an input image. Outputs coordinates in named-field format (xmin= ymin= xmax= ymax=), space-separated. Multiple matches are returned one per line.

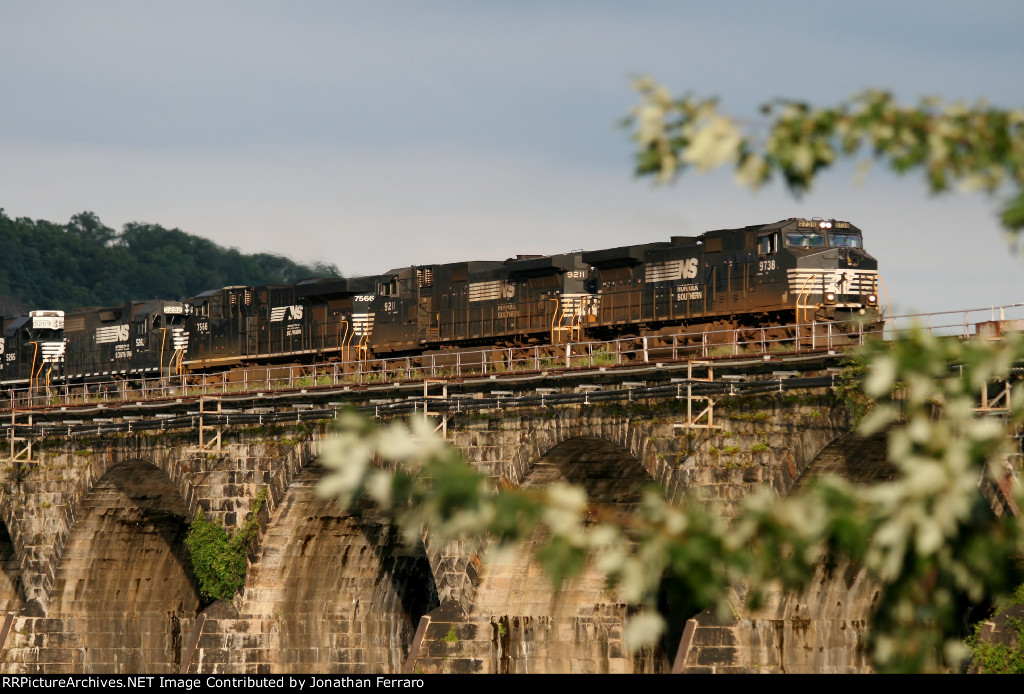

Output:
xmin=867 ymin=294 xmax=877 ymax=305
xmin=825 ymin=292 xmax=836 ymax=304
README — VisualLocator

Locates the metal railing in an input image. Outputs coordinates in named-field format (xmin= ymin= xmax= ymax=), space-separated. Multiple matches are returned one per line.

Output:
xmin=4 ymin=302 xmax=1023 ymax=412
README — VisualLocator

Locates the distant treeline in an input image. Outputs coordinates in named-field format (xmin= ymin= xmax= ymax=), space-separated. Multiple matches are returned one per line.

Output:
xmin=0 ymin=209 xmax=340 ymax=315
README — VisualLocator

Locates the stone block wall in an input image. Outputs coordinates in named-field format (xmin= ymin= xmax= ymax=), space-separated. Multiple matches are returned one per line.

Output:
xmin=409 ymin=392 xmax=855 ymax=674
xmin=190 ymin=462 xmax=438 ymax=674
xmin=0 ymin=392 xmax=888 ymax=675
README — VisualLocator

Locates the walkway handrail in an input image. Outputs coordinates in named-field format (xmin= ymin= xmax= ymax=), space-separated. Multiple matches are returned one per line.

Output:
xmin=3 ymin=302 xmax=1022 ymax=412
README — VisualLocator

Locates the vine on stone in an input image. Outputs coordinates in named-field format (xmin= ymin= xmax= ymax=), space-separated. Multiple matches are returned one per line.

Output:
xmin=185 ymin=487 xmax=268 ymax=602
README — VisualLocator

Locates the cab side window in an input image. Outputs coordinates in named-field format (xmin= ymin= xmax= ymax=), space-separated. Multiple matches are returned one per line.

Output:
xmin=757 ymin=233 xmax=778 ymax=255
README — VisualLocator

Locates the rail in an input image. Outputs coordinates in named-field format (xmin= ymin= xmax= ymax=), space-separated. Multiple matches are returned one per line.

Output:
xmin=3 ymin=302 xmax=1022 ymax=412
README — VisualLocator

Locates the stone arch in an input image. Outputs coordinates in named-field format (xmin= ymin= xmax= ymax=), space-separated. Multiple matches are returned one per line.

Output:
xmin=497 ymin=408 xmax=685 ymax=497
xmin=28 ymin=459 xmax=200 ymax=673
xmin=212 ymin=460 xmax=439 ymax=674
xmin=465 ymin=432 xmax=674 ymax=673
xmin=0 ymin=436 xmax=210 ymax=615
xmin=9 ymin=438 xmax=208 ymax=610
xmin=517 ymin=436 xmax=651 ymax=506
xmin=675 ymin=429 xmax=885 ymax=673
xmin=0 ymin=519 xmax=25 ymax=613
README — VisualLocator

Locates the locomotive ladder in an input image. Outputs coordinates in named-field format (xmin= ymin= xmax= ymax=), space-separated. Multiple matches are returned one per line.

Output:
xmin=550 ymin=298 xmax=586 ymax=344
xmin=672 ymin=361 xmax=722 ymax=430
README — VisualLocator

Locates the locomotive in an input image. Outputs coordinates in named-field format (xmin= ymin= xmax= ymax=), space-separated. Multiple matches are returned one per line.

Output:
xmin=180 ymin=216 xmax=877 ymax=368
xmin=0 ymin=310 xmax=66 ymax=388
xmin=61 ymin=300 xmax=190 ymax=381
xmin=0 ymin=217 xmax=880 ymax=388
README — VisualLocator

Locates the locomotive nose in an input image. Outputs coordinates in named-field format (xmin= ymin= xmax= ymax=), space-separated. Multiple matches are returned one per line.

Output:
xmin=838 ymin=247 xmax=874 ymax=268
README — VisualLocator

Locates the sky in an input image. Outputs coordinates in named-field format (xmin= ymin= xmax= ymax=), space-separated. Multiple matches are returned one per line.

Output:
xmin=2 ymin=1 xmax=1023 ymax=319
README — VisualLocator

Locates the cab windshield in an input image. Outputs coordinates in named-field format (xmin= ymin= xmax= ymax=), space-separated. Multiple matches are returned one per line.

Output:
xmin=829 ymin=232 xmax=862 ymax=248
xmin=784 ymin=231 xmax=825 ymax=248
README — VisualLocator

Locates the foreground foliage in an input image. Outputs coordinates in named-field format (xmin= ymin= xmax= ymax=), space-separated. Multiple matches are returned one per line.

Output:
xmin=967 ymin=584 xmax=1024 ymax=674
xmin=317 ymin=80 xmax=1024 ymax=672
xmin=318 ymin=329 xmax=1023 ymax=672
xmin=625 ymin=80 xmax=1024 ymax=234
xmin=622 ymin=80 xmax=1024 ymax=669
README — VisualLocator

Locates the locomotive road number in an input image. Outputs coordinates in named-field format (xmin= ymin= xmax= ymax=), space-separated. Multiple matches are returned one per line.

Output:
xmin=135 ymin=338 xmax=146 ymax=347
xmin=565 ymin=271 xmax=587 ymax=279
xmin=759 ymin=259 xmax=776 ymax=272
xmin=195 ymin=321 xmax=210 ymax=333
xmin=354 ymin=295 xmax=375 ymax=302
xmin=5 ymin=353 xmax=15 ymax=363
xmin=383 ymin=301 xmax=397 ymax=312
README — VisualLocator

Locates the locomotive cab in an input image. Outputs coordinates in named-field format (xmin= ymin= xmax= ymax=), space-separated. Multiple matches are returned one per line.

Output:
xmin=363 ymin=268 xmax=420 ymax=354
xmin=0 ymin=310 xmax=66 ymax=386
xmin=132 ymin=301 xmax=190 ymax=378
xmin=63 ymin=301 xmax=190 ymax=382
xmin=505 ymin=253 xmax=598 ymax=343
xmin=763 ymin=218 xmax=880 ymax=324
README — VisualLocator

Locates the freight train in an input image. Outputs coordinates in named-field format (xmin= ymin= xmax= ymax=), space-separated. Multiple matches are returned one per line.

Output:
xmin=0 ymin=217 xmax=880 ymax=389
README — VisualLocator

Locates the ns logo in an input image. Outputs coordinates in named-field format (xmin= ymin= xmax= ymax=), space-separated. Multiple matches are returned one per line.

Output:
xmin=96 ymin=324 xmax=130 ymax=344
xmin=270 ymin=305 xmax=304 ymax=322
xmin=681 ymin=258 xmax=699 ymax=279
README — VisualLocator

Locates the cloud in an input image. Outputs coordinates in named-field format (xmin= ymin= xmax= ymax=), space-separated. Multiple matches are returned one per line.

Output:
xmin=1 ymin=1 xmax=1022 ymax=319
xmin=3 ymin=135 xmax=1019 ymax=319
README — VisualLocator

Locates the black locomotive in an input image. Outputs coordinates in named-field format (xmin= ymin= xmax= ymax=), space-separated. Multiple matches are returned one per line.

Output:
xmin=0 ymin=217 xmax=880 ymax=388
xmin=0 ymin=310 xmax=66 ymax=388
xmin=61 ymin=300 xmax=189 ymax=381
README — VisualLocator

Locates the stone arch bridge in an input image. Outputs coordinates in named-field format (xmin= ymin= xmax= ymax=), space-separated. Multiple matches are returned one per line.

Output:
xmin=0 ymin=361 xmax=895 ymax=674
